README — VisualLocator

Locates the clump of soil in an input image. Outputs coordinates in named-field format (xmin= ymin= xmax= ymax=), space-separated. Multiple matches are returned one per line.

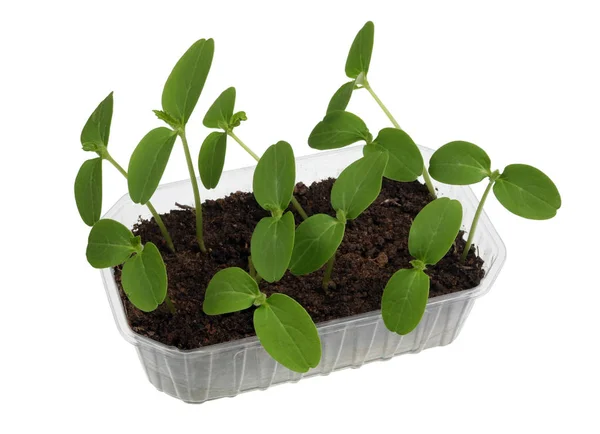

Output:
xmin=114 ymin=178 xmax=484 ymax=350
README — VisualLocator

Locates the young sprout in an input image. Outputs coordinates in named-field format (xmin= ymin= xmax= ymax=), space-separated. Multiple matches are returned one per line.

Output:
xmin=382 ymin=198 xmax=463 ymax=335
xmin=309 ymin=111 xmax=424 ymax=183
xmin=198 ymin=87 xmax=309 ymax=219
xmin=251 ymin=141 xmax=297 ymax=282
xmin=86 ymin=219 xmax=174 ymax=313
xmin=428 ymin=141 xmax=561 ymax=261
xmin=203 ymin=268 xmax=321 ymax=373
xmin=324 ymin=21 xmax=437 ymax=197
xmin=289 ymin=150 xmax=389 ymax=289
xmin=139 ymin=38 xmax=215 ymax=253
xmin=75 ymin=92 xmax=176 ymax=253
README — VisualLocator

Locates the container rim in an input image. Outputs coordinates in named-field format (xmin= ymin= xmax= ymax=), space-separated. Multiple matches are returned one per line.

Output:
xmin=100 ymin=144 xmax=507 ymax=357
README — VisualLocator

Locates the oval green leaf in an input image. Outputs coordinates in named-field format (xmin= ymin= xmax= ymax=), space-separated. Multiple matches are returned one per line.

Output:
xmin=251 ymin=212 xmax=295 ymax=283
xmin=203 ymin=267 xmax=260 ymax=315
xmin=345 ymin=21 xmax=374 ymax=79
xmin=409 ymin=197 xmax=463 ymax=265
xmin=81 ymin=92 xmax=113 ymax=148
xmin=198 ymin=131 xmax=227 ymax=189
xmin=254 ymin=293 xmax=321 ymax=373
xmin=127 ymin=127 xmax=177 ymax=204
xmin=382 ymin=268 xmax=430 ymax=335
xmin=121 ymin=242 xmax=167 ymax=312
xmin=326 ymin=81 xmax=355 ymax=115
xmin=203 ymin=87 xmax=236 ymax=129
xmin=74 ymin=158 xmax=103 ymax=226
xmin=289 ymin=214 xmax=345 ymax=275
xmin=331 ymin=151 xmax=388 ymax=220
xmin=429 ymin=141 xmax=492 ymax=185
xmin=308 ymin=111 xmax=371 ymax=150
xmin=161 ymin=38 xmax=215 ymax=126
xmin=493 ymin=164 xmax=561 ymax=220
xmin=86 ymin=219 xmax=138 ymax=268
xmin=253 ymin=141 xmax=296 ymax=212
xmin=366 ymin=128 xmax=424 ymax=182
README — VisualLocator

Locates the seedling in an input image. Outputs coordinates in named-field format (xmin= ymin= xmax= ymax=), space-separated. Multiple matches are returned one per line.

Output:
xmin=75 ymin=92 xmax=175 ymax=253
xmin=129 ymin=38 xmax=215 ymax=253
xmin=289 ymin=150 xmax=389 ymax=289
xmin=86 ymin=219 xmax=174 ymax=313
xmin=203 ymin=268 xmax=321 ymax=373
xmin=199 ymin=87 xmax=309 ymax=219
xmin=320 ymin=21 xmax=437 ymax=197
xmin=251 ymin=141 xmax=297 ymax=282
xmin=428 ymin=140 xmax=561 ymax=261
xmin=381 ymin=198 xmax=463 ymax=335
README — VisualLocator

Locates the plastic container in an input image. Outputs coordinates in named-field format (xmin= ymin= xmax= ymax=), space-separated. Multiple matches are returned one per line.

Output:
xmin=101 ymin=145 xmax=506 ymax=403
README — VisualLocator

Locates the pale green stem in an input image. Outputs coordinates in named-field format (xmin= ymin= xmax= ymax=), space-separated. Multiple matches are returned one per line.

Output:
xmin=227 ymin=131 xmax=309 ymax=220
xmin=248 ymin=256 xmax=257 ymax=279
xmin=322 ymin=254 xmax=336 ymax=291
xmin=104 ymin=151 xmax=175 ymax=253
xmin=363 ymin=79 xmax=437 ymax=198
xmin=164 ymin=295 xmax=176 ymax=314
xmin=461 ymin=178 xmax=495 ymax=263
xmin=178 ymin=129 xmax=207 ymax=253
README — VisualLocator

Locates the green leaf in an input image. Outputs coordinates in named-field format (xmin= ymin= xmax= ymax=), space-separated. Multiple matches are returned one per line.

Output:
xmin=74 ymin=158 xmax=103 ymax=226
xmin=253 ymin=141 xmax=296 ymax=212
xmin=366 ymin=128 xmax=424 ymax=181
xmin=198 ymin=132 xmax=227 ymax=189
xmin=331 ymin=151 xmax=388 ymax=220
xmin=203 ymin=267 xmax=260 ymax=315
xmin=345 ymin=21 xmax=375 ymax=79
xmin=203 ymin=87 xmax=236 ymax=129
xmin=254 ymin=293 xmax=321 ymax=373
xmin=493 ymin=164 xmax=561 ymax=220
xmin=121 ymin=242 xmax=167 ymax=312
xmin=81 ymin=92 xmax=113 ymax=149
xmin=161 ymin=38 xmax=214 ymax=126
xmin=429 ymin=141 xmax=492 ymax=185
xmin=127 ymin=127 xmax=178 ymax=204
xmin=308 ymin=111 xmax=371 ymax=150
xmin=289 ymin=214 xmax=345 ymax=275
xmin=381 ymin=268 xmax=430 ymax=335
xmin=152 ymin=110 xmax=180 ymax=129
xmin=326 ymin=81 xmax=355 ymax=115
xmin=229 ymin=111 xmax=247 ymax=128
xmin=86 ymin=219 xmax=138 ymax=268
xmin=408 ymin=197 xmax=463 ymax=265
xmin=251 ymin=212 xmax=295 ymax=283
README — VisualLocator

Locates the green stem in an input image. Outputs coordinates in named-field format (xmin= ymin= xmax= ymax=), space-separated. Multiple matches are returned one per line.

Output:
xmin=178 ymin=129 xmax=207 ymax=253
xmin=104 ymin=151 xmax=176 ymax=253
xmin=322 ymin=254 xmax=336 ymax=291
xmin=461 ymin=178 xmax=495 ymax=263
xmin=248 ymin=256 xmax=256 ymax=279
xmin=227 ymin=131 xmax=310 ymax=220
xmin=164 ymin=295 xmax=176 ymax=314
xmin=363 ymin=79 xmax=437 ymax=198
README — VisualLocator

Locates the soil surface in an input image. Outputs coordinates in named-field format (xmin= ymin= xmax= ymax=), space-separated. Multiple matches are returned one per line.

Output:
xmin=114 ymin=178 xmax=484 ymax=350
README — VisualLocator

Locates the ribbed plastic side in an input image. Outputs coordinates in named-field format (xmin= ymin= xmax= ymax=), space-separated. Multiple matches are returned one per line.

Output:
xmin=100 ymin=145 xmax=506 ymax=403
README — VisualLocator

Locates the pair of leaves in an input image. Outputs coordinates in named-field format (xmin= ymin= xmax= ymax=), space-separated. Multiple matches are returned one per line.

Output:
xmin=289 ymin=151 xmax=387 ymax=275
xmin=364 ymin=128 xmax=424 ymax=182
xmin=251 ymin=142 xmax=297 ymax=282
xmin=86 ymin=219 xmax=168 ymax=312
xmin=429 ymin=141 xmax=561 ymax=219
xmin=382 ymin=198 xmax=463 ymax=335
xmin=203 ymin=268 xmax=321 ymax=373
xmin=75 ymin=92 xmax=114 ymax=226
xmin=161 ymin=38 xmax=215 ymax=127
xmin=325 ymin=22 xmax=375 ymax=114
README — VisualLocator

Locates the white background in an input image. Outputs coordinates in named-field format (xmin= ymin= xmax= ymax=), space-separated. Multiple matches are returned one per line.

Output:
xmin=1 ymin=1 xmax=599 ymax=432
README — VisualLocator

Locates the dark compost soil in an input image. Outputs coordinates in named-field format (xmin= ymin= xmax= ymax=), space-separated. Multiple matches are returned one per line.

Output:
xmin=114 ymin=178 xmax=485 ymax=350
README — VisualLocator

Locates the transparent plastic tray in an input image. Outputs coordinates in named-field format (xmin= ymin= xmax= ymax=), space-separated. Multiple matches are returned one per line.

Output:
xmin=101 ymin=145 xmax=506 ymax=403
